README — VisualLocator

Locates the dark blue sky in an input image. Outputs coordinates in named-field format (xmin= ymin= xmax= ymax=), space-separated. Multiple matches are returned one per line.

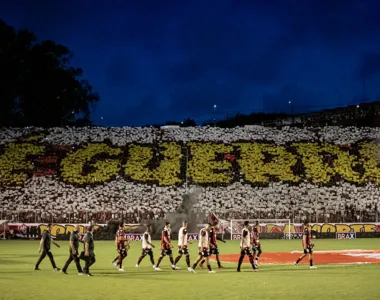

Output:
xmin=1 ymin=0 xmax=380 ymax=126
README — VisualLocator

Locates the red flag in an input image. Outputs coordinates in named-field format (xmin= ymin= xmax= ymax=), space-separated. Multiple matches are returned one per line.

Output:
xmin=208 ymin=212 xmax=219 ymax=225
xmin=224 ymin=154 xmax=236 ymax=161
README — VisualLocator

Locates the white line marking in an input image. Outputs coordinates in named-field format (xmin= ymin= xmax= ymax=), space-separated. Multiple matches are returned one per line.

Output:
xmin=290 ymin=249 xmax=380 ymax=254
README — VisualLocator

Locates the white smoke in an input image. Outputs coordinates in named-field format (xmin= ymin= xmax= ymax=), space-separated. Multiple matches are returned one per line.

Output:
xmin=147 ymin=186 xmax=203 ymax=236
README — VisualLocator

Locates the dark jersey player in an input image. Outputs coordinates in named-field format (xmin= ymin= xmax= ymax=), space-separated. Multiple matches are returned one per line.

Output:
xmin=112 ymin=223 xmax=129 ymax=271
xmin=294 ymin=221 xmax=317 ymax=269
xmin=154 ymin=221 xmax=178 ymax=271
xmin=200 ymin=222 xmax=224 ymax=269
xmin=82 ymin=225 xmax=96 ymax=276
xmin=251 ymin=221 xmax=262 ymax=268
xmin=34 ymin=223 xmax=60 ymax=271
xmin=61 ymin=225 xmax=83 ymax=275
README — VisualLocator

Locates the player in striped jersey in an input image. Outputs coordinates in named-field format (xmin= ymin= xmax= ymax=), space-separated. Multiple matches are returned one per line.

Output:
xmin=294 ymin=221 xmax=317 ymax=269
xmin=200 ymin=221 xmax=224 ymax=269
xmin=112 ymin=223 xmax=130 ymax=271
xmin=251 ymin=220 xmax=262 ymax=268
xmin=237 ymin=221 xmax=257 ymax=272
xmin=192 ymin=223 xmax=215 ymax=273
xmin=154 ymin=221 xmax=179 ymax=271
xmin=136 ymin=225 xmax=156 ymax=268
xmin=173 ymin=221 xmax=195 ymax=272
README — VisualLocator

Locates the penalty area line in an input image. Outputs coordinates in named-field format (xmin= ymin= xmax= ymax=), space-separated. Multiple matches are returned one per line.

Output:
xmin=289 ymin=249 xmax=379 ymax=254
xmin=217 ymin=260 xmax=372 ymax=266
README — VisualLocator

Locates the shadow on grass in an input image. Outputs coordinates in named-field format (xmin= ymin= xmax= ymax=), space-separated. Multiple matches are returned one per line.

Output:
xmin=2 ymin=254 xmax=43 ymax=258
xmin=0 ymin=259 xmax=31 ymax=265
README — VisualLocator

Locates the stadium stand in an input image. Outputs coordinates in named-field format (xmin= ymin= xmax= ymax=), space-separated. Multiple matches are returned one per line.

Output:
xmin=0 ymin=125 xmax=380 ymax=224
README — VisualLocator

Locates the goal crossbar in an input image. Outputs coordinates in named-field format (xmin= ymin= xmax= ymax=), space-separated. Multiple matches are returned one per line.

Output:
xmin=229 ymin=219 xmax=292 ymax=240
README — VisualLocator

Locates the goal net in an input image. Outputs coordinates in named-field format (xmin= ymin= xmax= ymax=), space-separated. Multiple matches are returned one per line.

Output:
xmin=229 ymin=219 xmax=292 ymax=240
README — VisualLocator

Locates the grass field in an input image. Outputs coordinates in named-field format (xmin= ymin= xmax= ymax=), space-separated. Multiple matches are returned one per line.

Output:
xmin=0 ymin=239 xmax=379 ymax=300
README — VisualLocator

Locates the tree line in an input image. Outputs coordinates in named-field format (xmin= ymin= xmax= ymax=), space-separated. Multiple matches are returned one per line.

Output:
xmin=0 ymin=19 xmax=99 ymax=127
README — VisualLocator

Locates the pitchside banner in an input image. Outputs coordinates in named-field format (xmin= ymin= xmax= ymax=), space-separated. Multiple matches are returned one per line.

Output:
xmin=336 ymin=232 xmax=356 ymax=239
xmin=4 ymin=222 xmax=380 ymax=239
xmin=283 ymin=233 xmax=303 ymax=239
xmin=125 ymin=233 xmax=199 ymax=241
xmin=232 ymin=233 xmax=304 ymax=240
xmin=6 ymin=223 xmax=136 ymax=239
xmin=4 ymin=223 xmax=200 ymax=240
xmin=230 ymin=222 xmax=380 ymax=235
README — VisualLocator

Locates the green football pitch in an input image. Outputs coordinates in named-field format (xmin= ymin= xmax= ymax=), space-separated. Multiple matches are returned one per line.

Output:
xmin=0 ymin=239 xmax=379 ymax=300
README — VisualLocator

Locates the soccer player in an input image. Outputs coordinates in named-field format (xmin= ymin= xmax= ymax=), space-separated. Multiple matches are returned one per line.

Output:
xmin=192 ymin=223 xmax=215 ymax=273
xmin=82 ymin=225 xmax=96 ymax=276
xmin=173 ymin=221 xmax=195 ymax=272
xmin=252 ymin=220 xmax=262 ymax=268
xmin=294 ymin=220 xmax=317 ymax=269
xmin=61 ymin=225 xmax=83 ymax=275
xmin=154 ymin=221 xmax=179 ymax=271
xmin=112 ymin=223 xmax=130 ymax=271
xmin=200 ymin=222 xmax=224 ymax=269
xmin=34 ymin=223 xmax=60 ymax=271
xmin=136 ymin=225 xmax=156 ymax=268
xmin=237 ymin=221 xmax=257 ymax=272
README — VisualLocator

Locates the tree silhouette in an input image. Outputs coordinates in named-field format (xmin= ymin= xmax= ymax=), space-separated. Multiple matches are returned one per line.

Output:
xmin=182 ymin=118 xmax=196 ymax=127
xmin=0 ymin=19 xmax=99 ymax=127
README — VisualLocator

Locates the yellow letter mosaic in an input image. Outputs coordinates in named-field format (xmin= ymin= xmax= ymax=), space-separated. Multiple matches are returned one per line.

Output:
xmin=1 ymin=140 xmax=380 ymax=186
xmin=0 ymin=143 xmax=45 ymax=185
xmin=187 ymin=142 xmax=234 ymax=184
xmin=60 ymin=143 xmax=121 ymax=184
xmin=236 ymin=143 xmax=300 ymax=183
xmin=123 ymin=142 xmax=181 ymax=185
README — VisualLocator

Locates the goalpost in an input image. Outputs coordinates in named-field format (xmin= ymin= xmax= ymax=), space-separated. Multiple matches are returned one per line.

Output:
xmin=0 ymin=220 xmax=9 ymax=240
xmin=229 ymin=219 xmax=292 ymax=240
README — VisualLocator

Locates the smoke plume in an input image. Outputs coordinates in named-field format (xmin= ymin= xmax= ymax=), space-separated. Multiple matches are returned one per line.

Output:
xmin=147 ymin=187 xmax=203 ymax=237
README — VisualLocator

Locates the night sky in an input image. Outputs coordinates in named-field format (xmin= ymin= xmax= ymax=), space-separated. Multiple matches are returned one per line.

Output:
xmin=1 ymin=0 xmax=380 ymax=126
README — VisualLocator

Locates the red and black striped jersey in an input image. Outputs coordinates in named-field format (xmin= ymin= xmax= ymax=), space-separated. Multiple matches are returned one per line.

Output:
xmin=116 ymin=229 xmax=127 ymax=249
xmin=251 ymin=225 xmax=260 ymax=242
xmin=209 ymin=228 xmax=217 ymax=246
xmin=161 ymin=229 xmax=171 ymax=250
xmin=303 ymin=226 xmax=311 ymax=246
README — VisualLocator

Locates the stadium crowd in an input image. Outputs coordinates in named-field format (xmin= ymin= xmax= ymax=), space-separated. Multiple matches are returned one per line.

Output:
xmin=1 ymin=125 xmax=380 ymax=224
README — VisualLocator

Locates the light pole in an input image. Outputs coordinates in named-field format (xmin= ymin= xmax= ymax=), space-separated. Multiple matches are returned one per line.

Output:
xmin=288 ymin=101 xmax=294 ymax=124
xmin=213 ymin=104 xmax=217 ymax=125
xmin=185 ymin=146 xmax=189 ymax=191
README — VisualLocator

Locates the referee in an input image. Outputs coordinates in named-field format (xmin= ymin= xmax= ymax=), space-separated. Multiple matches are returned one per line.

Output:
xmin=34 ymin=223 xmax=60 ymax=271
xmin=61 ymin=225 xmax=84 ymax=275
